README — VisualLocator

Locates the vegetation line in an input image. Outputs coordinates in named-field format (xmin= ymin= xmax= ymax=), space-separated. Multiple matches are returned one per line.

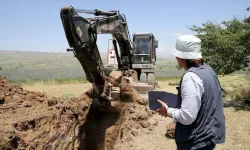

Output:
xmin=9 ymin=77 xmax=89 ymax=85
xmin=8 ymin=76 xmax=183 ymax=85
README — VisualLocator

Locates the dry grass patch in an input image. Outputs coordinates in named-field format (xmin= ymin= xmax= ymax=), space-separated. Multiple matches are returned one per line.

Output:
xmin=219 ymin=75 xmax=250 ymax=110
xmin=22 ymin=83 xmax=92 ymax=97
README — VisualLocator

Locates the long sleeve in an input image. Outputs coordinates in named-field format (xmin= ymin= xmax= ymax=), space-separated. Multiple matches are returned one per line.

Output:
xmin=167 ymin=72 xmax=204 ymax=125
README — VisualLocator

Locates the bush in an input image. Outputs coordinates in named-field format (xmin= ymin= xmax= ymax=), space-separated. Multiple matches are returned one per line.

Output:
xmin=168 ymin=82 xmax=179 ymax=86
xmin=227 ymin=86 xmax=250 ymax=110
xmin=234 ymin=87 xmax=250 ymax=102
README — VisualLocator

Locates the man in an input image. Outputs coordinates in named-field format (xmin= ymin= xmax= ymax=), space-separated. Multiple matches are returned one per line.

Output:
xmin=157 ymin=35 xmax=226 ymax=150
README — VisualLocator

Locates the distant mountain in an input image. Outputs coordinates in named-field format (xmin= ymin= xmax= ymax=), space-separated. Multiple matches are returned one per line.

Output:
xmin=156 ymin=48 xmax=176 ymax=60
xmin=0 ymin=50 xmax=106 ymax=70
xmin=157 ymin=51 xmax=175 ymax=60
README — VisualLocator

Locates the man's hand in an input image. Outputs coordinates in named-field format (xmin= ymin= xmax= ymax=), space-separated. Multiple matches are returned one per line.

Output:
xmin=156 ymin=99 xmax=169 ymax=117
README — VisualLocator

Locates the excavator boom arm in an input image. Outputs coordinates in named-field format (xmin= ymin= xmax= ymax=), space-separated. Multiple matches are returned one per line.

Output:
xmin=60 ymin=6 xmax=133 ymax=101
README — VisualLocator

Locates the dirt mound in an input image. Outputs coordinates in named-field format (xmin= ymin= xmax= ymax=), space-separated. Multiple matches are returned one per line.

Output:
xmin=0 ymin=75 xmax=93 ymax=149
xmin=0 ymin=75 xmax=156 ymax=150
xmin=112 ymin=103 xmax=158 ymax=150
xmin=165 ymin=122 xmax=176 ymax=139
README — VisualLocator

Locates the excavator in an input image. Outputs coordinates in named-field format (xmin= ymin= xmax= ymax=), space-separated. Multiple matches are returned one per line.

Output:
xmin=60 ymin=6 xmax=158 ymax=108
xmin=106 ymin=32 xmax=158 ymax=94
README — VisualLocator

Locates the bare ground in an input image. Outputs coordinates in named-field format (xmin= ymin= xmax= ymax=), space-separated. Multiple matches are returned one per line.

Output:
xmin=0 ymin=75 xmax=158 ymax=150
xmin=22 ymin=75 xmax=250 ymax=150
xmin=0 ymin=76 xmax=93 ymax=149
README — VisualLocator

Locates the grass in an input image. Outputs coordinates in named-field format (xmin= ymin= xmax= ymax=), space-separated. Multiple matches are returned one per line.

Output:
xmin=232 ymin=87 xmax=250 ymax=109
xmin=10 ymin=77 xmax=88 ymax=86
xmin=22 ymin=82 xmax=92 ymax=97
xmin=18 ymin=75 xmax=183 ymax=98
xmin=214 ymin=74 xmax=250 ymax=111
xmin=5 ymin=74 xmax=182 ymax=86
xmin=0 ymin=68 xmax=86 ymax=83
xmin=224 ymin=84 xmax=250 ymax=111
xmin=234 ymin=88 xmax=250 ymax=101
xmin=168 ymin=81 xmax=179 ymax=86
xmin=156 ymin=76 xmax=181 ymax=81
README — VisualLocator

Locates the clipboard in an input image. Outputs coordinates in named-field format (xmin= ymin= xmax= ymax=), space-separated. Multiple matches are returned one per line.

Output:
xmin=148 ymin=91 xmax=178 ymax=111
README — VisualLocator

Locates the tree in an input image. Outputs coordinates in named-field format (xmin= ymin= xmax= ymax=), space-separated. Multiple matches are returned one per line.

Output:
xmin=247 ymin=7 xmax=250 ymax=11
xmin=189 ymin=8 xmax=250 ymax=75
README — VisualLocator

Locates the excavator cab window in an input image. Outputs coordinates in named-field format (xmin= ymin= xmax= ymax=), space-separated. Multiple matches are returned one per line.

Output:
xmin=133 ymin=36 xmax=151 ymax=64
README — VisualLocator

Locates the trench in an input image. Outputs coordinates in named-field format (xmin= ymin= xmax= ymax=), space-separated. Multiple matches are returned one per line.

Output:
xmin=78 ymin=103 xmax=123 ymax=150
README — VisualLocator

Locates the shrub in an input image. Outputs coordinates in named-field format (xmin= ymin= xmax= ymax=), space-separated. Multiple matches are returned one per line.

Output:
xmin=168 ymin=82 xmax=179 ymax=86
xmin=228 ymin=86 xmax=250 ymax=110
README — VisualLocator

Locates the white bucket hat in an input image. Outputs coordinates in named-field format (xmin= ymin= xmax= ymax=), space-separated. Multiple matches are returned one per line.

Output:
xmin=171 ymin=35 xmax=202 ymax=59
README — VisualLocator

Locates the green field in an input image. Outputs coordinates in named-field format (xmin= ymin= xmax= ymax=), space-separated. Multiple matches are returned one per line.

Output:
xmin=0 ymin=50 xmax=103 ymax=70
xmin=0 ymin=50 xmax=183 ymax=83
xmin=1 ymin=50 xmax=248 ymax=84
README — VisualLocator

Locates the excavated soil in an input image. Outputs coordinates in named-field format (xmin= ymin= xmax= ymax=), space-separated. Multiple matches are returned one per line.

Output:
xmin=0 ymin=75 xmax=93 ymax=149
xmin=0 ymin=75 xmax=158 ymax=150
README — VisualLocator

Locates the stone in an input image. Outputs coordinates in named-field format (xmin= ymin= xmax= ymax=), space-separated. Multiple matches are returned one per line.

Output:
xmin=140 ymin=121 xmax=149 ymax=128
xmin=131 ymin=128 xmax=138 ymax=136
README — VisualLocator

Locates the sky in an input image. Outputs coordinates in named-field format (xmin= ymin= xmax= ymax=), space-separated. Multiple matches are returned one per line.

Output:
xmin=0 ymin=0 xmax=249 ymax=57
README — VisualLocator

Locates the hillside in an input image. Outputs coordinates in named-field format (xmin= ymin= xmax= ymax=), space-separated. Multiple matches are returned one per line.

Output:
xmin=0 ymin=50 xmax=107 ymax=70
xmin=0 ymin=50 xmax=182 ymax=82
xmin=0 ymin=50 xmax=175 ymax=70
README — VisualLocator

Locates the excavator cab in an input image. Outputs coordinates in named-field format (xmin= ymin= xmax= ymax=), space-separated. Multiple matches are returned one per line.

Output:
xmin=133 ymin=36 xmax=151 ymax=63
xmin=130 ymin=33 xmax=158 ymax=93
xmin=132 ymin=33 xmax=157 ymax=66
